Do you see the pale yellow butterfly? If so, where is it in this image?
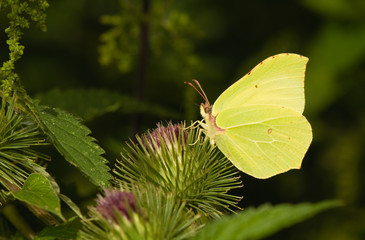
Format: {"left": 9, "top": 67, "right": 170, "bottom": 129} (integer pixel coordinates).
{"left": 187, "top": 53, "right": 312, "bottom": 179}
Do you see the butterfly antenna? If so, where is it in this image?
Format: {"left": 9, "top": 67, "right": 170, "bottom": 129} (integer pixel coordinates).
{"left": 184, "top": 79, "right": 210, "bottom": 105}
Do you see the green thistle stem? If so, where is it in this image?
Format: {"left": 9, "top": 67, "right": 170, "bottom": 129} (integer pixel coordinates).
{"left": 2, "top": 204, "right": 35, "bottom": 240}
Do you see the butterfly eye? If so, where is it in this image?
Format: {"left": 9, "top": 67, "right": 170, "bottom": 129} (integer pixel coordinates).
{"left": 204, "top": 106, "right": 212, "bottom": 114}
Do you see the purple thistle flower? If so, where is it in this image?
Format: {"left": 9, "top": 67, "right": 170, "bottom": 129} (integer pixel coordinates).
{"left": 96, "top": 189, "right": 136, "bottom": 222}
{"left": 144, "top": 122, "right": 187, "bottom": 150}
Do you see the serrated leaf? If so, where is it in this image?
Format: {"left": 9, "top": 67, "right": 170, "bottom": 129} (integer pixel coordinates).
{"left": 35, "top": 88, "right": 179, "bottom": 121}
{"left": 12, "top": 174, "right": 63, "bottom": 219}
{"left": 34, "top": 216, "right": 79, "bottom": 240}
{"left": 194, "top": 200, "right": 342, "bottom": 240}
{"left": 36, "top": 105, "right": 112, "bottom": 188}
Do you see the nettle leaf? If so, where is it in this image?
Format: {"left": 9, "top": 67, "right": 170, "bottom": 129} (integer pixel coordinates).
{"left": 36, "top": 104, "right": 112, "bottom": 188}
{"left": 35, "top": 88, "right": 179, "bottom": 121}
{"left": 12, "top": 174, "right": 62, "bottom": 219}
{"left": 195, "top": 200, "right": 341, "bottom": 240}
{"left": 34, "top": 216, "right": 79, "bottom": 240}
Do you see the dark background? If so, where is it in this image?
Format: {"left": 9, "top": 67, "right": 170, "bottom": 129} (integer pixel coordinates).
{"left": 1, "top": 0, "right": 365, "bottom": 239}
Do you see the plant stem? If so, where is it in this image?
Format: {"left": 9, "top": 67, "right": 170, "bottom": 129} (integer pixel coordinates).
{"left": 133, "top": 0, "right": 150, "bottom": 134}
{"left": 2, "top": 204, "right": 35, "bottom": 240}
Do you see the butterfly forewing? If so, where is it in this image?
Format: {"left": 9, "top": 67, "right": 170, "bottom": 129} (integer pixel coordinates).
{"left": 212, "top": 53, "right": 308, "bottom": 116}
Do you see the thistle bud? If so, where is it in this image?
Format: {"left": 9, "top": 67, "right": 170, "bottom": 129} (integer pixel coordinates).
{"left": 95, "top": 189, "right": 136, "bottom": 223}
{"left": 144, "top": 122, "right": 187, "bottom": 151}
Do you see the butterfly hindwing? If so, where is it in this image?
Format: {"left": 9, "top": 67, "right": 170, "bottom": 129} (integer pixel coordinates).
{"left": 214, "top": 105, "right": 312, "bottom": 179}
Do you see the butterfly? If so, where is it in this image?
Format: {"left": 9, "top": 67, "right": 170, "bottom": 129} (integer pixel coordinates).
{"left": 187, "top": 53, "right": 312, "bottom": 179}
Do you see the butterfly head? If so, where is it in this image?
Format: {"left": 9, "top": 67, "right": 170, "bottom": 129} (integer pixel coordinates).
{"left": 185, "top": 79, "right": 225, "bottom": 144}
{"left": 184, "top": 79, "right": 212, "bottom": 118}
{"left": 200, "top": 101, "right": 212, "bottom": 119}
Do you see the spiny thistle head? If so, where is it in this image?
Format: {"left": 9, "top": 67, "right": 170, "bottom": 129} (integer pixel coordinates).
{"left": 95, "top": 189, "right": 136, "bottom": 223}
{"left": 114, "top": 121, "right": 243, "bottom": 219}
{"left": 80, "top": 186, "right": 199, "bottom": 240}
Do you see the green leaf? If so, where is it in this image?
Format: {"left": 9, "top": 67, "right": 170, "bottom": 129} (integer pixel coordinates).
{"left": 12, "top": 174, "right": 62, "bottom": 219}
{"left": 35, "top": 88, "right": 179, "bottom": 121}
{"left": 34, "top": 216, "right": 79, "bottom": 240}
{"left": 59, "top": 194, "right": 84, "bottom": 219}
{"left": 194, "top": 200, "right": 342, "bottom": 240}
{"left": 36, "top": 104, "right": 112, "bottom": 188}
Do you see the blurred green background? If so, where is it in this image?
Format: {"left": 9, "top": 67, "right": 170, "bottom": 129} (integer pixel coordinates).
{"left": 1, "top": 0, "right": 365, "bottom": 239}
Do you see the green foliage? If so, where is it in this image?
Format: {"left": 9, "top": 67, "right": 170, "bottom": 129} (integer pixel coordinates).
{"left": 0, "top": 97, "right": 48, "bottom": 203}
{"left": 194, "top": 200, "right": 341, "bottom": 240}
{"left": 35, "top": 104, "right": 112, "bottom": 188}
{"left": 0, "top": 0, "right": 49, "bottom": 97}
{"left": 98, "top": 0, "right": 140, "bottom": 73}
{"left": 99, "top": 0, "right": 200, "bottom": 74}
{"left": 35, "top": 88, "right": 179, "bottom": 121}
{"left": 12, "top": 173, "right": 63, "bottom": 220}
{"left": 33, "top": 217, "right": 79, "bottom": 240}
{"left": 0, "top": 0, "right": 51, "bottom": 205}
{"left": 58, "top": 194, "right": 83, "bottom": 219}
